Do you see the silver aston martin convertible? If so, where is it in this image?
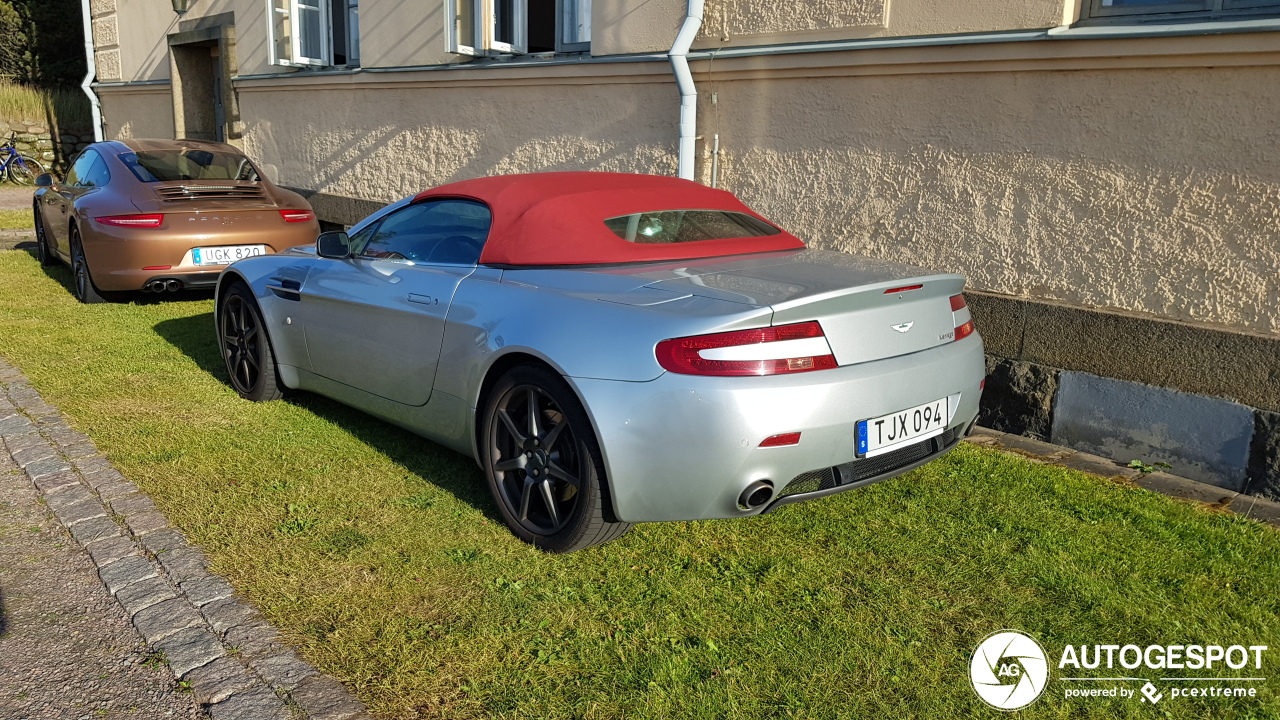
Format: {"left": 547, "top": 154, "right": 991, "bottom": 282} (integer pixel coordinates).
{"left": 215, "top": 172, "right": 985, "bottom": 552}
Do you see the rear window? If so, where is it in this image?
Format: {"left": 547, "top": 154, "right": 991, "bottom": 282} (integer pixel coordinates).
{"left": 603, "top": 210, "right": 781, "bottom": 244}
{"left": 119, "top": 150, "right": 260, "bottom": 183}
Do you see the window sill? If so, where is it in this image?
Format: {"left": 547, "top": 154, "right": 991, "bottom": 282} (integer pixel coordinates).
{"left": 1053, "top": 16, "right": 1280, "bottom": 39}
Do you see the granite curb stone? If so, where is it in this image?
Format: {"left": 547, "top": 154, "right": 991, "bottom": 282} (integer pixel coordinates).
{"left": 0, "top": 353, "right": 370, "bottom": 720}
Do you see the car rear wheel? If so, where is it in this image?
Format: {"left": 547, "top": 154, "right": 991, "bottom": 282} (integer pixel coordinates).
{"left": 33, "top": 203, "right": 54, "bottom": 266}
{"left": 70, "top": 229, "right": 107, "bottom": 304}
{"left": 482, "top": 365, "right": 631, "bottom": 553}
{"left": 218, "top": 283, "right": 283, "bottom": 402}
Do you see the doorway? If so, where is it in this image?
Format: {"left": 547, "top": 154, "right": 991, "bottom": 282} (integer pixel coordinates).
{"left": 168, "top": 17, "right": 239, "bottom": 145}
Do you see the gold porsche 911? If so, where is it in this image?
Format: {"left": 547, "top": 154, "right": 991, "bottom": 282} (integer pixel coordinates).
{"left": 33, "top": 138, "right": 319, "bottom": 303}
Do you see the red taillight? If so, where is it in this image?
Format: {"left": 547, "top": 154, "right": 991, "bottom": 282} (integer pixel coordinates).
{"left": 950, "top": 294, "right": 967, "bottom": 311}
{"left": 884, "top": 284, "right": 923, "bottom": 294}
{"left": 95, "top": 214, "right": 164, "bottom": 228}
{"left": 955, "top": 320, "right": 975, "bottom": 341}
{"left": 760, "top": 432, "right": 802, "bottom": 447}
{"left": 279, "top": 209, "right": 315, "bottom": 223}
{"left": 655, "top": 321, "right": 838, "bottom": 376}
{"left": 142, "top": 265, "right": 171, "bottom": 270}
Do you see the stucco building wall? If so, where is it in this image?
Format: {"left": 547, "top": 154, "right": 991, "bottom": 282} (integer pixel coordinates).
{"left": 592, "top": 0, "right": 1065, "bottom": 56}
{"left": 98, "top": 87, "right": 175, "bottom": 140}
{"left": 214, "top": 33, "right": 1280, "bottom": 336}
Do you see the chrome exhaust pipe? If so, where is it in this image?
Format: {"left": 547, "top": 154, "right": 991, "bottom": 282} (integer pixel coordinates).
{"left": 738, "top": 480, "right": 775, "bottom": 510}
{"left": 165, "top": 279, "right": 181, "bottom": 292}
{"left": 143, "top": 280, "right": 164, "bottom": 292}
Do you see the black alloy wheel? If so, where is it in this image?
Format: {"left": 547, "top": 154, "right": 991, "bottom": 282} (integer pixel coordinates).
{"left": 482, "top": 365, "right": 631, "bottom": 552}
{"left": 69, "top": 228, "right": 106, "bottom": 304}
{"left": 219, "top": 284, "right": 283, "bottom": 401}
{"left": 33, "top": 203, "right": 54, "bottom": 266}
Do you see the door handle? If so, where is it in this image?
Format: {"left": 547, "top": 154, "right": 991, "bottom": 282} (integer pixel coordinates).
{"left": 408, "top": 293, "right": 437, "bottom": 306}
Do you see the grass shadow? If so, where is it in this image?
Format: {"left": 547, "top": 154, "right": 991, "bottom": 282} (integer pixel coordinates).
{"left": 152, "top": 313, "right": 499, "bottom": 521}
{"left": 0, "top": 586, "right": 6, "bottom": 639}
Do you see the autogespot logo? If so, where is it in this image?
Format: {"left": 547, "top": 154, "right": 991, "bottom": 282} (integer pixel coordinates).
{"left": 970, "top": 630, "right": 1050, "bottom": 711}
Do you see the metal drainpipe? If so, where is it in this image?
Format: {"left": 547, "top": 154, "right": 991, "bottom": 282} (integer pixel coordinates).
{"left": 80, "top": 0, "right": 105, "bottom": 142}
{"left": 668, "top": 0, "right": 703, "bottom": 181}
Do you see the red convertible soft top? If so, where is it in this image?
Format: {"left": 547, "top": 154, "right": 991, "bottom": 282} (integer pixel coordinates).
{"left": 412, "top": 172, "right": 806, "bottom": 266}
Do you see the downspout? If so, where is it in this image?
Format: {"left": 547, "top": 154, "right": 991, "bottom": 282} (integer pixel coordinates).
{"left": 668, "top": 0, "right": 703, "bottom": 181}
{"left": 80, "top": 0, "right": 104, "bottom": 141}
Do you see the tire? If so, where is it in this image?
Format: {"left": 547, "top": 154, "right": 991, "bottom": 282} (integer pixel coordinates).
{"left": 8, "top": 156, "right": 45, "bottom": 185}
{"left": 481, "top": 365, "right": 631, "bottom": 553}
{"left": 218, "top": 283, "right": 283, "bottom": 402}
{"left": 69, "top": 228, "right": 107, "bottom": 304}
{"left": 33, "top": 203, "right": 54, "bottom": 266}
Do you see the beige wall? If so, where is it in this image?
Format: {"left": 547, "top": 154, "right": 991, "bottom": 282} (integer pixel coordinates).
{"left": 98, "top": 86, "right": 175, "bottom": 140}
{"left": 96, "top": 5, "right": 1280, "bottom": 336}
{"left": 592, "top": 0, "right": 1066, "bottom": 56}
{"left": 359, "top": 0, "right": 455, "bottom": 69}
{"left": 100, "top": 0, "right": 1073, "bottom": 83}
{"left": 236, "top": 68, "right": 678, "bottom": 199}
{"left": 217, "top": 32, "right": 1280, "bottom": 336}
{"left": 709, "top": 67, "right": 1280, "bottom": 335}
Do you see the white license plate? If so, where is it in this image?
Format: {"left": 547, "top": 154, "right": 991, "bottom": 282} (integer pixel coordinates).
{"left": 192, "top": 245, "right": 265, "bottom": 266}
{"left": 857, "top": 397, "right": 949, "bottom": 457}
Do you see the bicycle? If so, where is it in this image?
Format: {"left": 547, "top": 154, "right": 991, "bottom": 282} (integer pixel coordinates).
{"left": 0, "top": 132, "right": 46, "bottom": 185}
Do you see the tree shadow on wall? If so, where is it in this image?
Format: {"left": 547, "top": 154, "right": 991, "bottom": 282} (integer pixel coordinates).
{"left": 151, "top": 312, "right": 498, "bottom": 521}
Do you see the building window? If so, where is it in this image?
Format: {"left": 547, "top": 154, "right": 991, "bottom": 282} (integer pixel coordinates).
{"left": 446, "top": 0, "right": 589, "bottom": 56}
{"left": 268, "top": 0, "right": 360, "bottom": 67}
{"left": 1085, "top": 0, "right": 1280, "bottom": 21}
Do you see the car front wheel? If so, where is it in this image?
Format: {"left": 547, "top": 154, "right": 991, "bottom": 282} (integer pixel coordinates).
{"left": 218, "top": 283, "right": 283, "bottom": 402}
{"left": 481, "top": 365, "right": 631, "bottom": 553}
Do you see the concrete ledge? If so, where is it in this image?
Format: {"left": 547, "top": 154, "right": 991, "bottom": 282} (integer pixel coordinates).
{"left": 968, "top": 290, "right": 1280, "bottom": 413}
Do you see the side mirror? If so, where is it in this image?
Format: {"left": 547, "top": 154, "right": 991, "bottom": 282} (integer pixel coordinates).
{"left": 316, "top": 231, "right": 351, "bottom": 259}
{"left": 34, "top": 173, "right": 53, "bottom": 187}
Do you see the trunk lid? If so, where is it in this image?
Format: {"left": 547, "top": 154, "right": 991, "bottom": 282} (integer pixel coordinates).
{"left": 641, "top": 249, "right": 967, "bottom": 366}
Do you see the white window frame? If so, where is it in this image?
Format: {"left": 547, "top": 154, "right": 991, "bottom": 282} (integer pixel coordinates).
{"left": 346, "top": 0, "right": 360, "bottom": 64}
{"left": 267, "top": 0, "right": 330, "bottom": 67}
{"left": 452, "top": 0, "right": 603, "bottom": 57}
{"left": 559, "top": 0, "right": 589, "bottom": 51}
{"left": 1084, "top": 0, "right": 1280, "bottom": 22}
{"left": 268, "top": 0, "right": 360, "bottom": 67}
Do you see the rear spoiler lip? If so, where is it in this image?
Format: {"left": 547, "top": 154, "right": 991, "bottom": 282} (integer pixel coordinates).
{"left": 768, "top": 273, "right": 967, "bottom": 315}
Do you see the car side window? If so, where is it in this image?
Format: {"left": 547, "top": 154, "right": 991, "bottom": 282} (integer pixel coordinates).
{"left": 65, "top": 149, "right": 97, "bottom": 187}
{"left": 357, "top": 199, "right": 491, "bottom": 266}
{"left": 81, "top": 155, "right": 110, "bottom": 187}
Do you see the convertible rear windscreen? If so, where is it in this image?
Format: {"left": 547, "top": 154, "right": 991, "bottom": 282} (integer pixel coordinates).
{"left": 119, "top": 150, "right": 260, "bottom": 183}
{"left": 603, "top": 210, "right": 781, "bottom": 244}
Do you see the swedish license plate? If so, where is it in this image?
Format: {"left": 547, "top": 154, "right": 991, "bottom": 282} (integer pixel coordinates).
{"left": 193, "top": 245, "right": 265, "bottom": 266}
{"left": 857, "top": 397, "right": 949, "bottom": 458}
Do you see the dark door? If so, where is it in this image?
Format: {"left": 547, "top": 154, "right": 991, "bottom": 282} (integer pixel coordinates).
{"left": 298, "top": 199, "right": 491, "bottom": 406}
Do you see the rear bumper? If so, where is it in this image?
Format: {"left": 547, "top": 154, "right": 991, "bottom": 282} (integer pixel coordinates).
{"left": 568, "top": 333, "right": 986, "bottom": 523}
{"left": 81, "top": 219, "right": 318, "bottom": 291}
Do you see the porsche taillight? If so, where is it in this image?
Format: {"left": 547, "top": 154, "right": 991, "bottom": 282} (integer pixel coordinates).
{"left": 95, "top": 214, "right": 164, "bottom": 228}
{"left": 279, "top": 209, "right": 315, "bottom": 223}
{"left": 655, "top": 321, "right": 837, "bottom": 376}
{"left": 951, "top": 294, "right": 975, "bottom": 341}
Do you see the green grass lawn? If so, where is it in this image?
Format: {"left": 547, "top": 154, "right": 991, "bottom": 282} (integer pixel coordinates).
{"left": 0, "top": 249, "right": 1276, "bottom": 719}
{"left": 0, "top": 208, "right": 32, "bottom": 229}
